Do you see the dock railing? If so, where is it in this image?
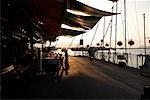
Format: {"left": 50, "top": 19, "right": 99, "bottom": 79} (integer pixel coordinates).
{"left": 94, "top": 51, "right": 148, "bottom": 69}
{"left": 69, "top": 50, "right": 147, "bottom": 69}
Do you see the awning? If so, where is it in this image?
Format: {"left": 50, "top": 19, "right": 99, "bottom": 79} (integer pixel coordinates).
{"left": 68, "top": 0, "right": 118, "bottom": 17}
{"left": 27, "top": 0, "right": 66, "bottom": 37}
{"left": 109, "top": 0, "right": 119, "bottom": 2}
{"left": 61, "top": 28, "right": 85, "bottom": 36}
{"left": 2, "top": 0, "right": 118, "bottom": 41}
{"left": 2, "top": 0, "right": 66, "bottom": 41}
{"left": 63, "top": 0, "right": 118, "bottom": 30}
{"left": 63, "top": 12, "right": 101, "bottom": 30}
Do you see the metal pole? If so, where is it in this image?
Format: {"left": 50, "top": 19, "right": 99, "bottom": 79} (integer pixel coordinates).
{"left": 81, "top": 34, "right": 84, "bottom": 56}
{"left": 109, "top": 7, "right": 114, "bottom": 62}
{"left": 143, "top": 13, "right": 146, "bottom": 56}
{"left": 137, "top": 55, "right": 138, "bottom": 68}
{"left": 40, "top": 41, "right": 44, "bottom": 72}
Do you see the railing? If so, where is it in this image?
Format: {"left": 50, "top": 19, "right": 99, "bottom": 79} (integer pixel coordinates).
{"left": 69, "top": 50, "right": 147, "bottom": 69}
{"left": 94, "top": 51, "right": 146, "bottom": 69}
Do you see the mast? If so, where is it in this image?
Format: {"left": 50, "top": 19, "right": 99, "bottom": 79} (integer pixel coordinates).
{"left": 110, "top": 7, "right": 114, "bottom": 50}
{"left": 124, "top": 0, "right": 127, "bottom": 53}
{"left": 143, "top": 13, "right": 146, "bottom": 55}
{"left": 115, "top": 1, "right": 118, "bottom": 52}
{"left": 103, "top": 17, "right": 105, "bottom": 47}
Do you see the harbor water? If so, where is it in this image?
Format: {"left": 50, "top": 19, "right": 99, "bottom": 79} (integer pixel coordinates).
{"left": 67, "top": 48, "right": 150, "bottom": 69}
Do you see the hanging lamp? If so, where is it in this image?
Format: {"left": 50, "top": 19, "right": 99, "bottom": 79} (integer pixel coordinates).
{"left": 86, "top": 45, "right": 89, "bottom": 48}
{"left": 105, "top": 43, "right": 109, "bottom": 47}
{"left": 117, "top": 41, "right": 123, "bottom": 46}
{"left": 128, "top": 40, "right": 135, "bottom": 46}
{"left": 96, "top": 43, "right": 100, "bottom": 47}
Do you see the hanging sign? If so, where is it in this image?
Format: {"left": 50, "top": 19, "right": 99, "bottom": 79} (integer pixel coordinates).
{"left": 80, "top": 39, "right": 83, "bottom": 45}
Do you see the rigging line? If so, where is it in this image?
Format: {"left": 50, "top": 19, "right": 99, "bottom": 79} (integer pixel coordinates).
{"left": 103, "top": 17, "right": 106, "bottom": 48}
{"left": 134, "top": 0, "right": 141, "bottom": 48}
{"left": 110, "top": 6, "right": 114, "bottom": 50}
{"left": 103, "top": 19, "right": 112, "bottom": 39}
{"left": 90, "top": 24, "right": 99, "bottom": 47}
{"left": 80, "top": 32, "right": 84, "bottom": 39}
{"left": 68, "top": 36, "right": 76, "bottom": 49}
{"left": 120, "top": 0, "right": 125, "bottom": 42}
{"left": 120, "top": 14, "right": 125, "bottom": 42}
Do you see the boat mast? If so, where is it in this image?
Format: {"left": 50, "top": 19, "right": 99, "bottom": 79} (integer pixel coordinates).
{"left": 143, "top": 13, "right": 146, "bottom": 55}
{"left": 115, "top": 1, "right": 118, "bottom": 52}
{"left": 110, "top": 7, "right": 114, "bottom": 50}
{"left": 124, "top": 0, "right": 127, "bottom": 53}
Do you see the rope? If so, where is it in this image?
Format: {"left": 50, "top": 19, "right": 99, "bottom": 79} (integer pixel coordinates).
{"left": 68, "top": 36, "right": 76, "bottom": 49}
{"left": 80, "top": 32, "right": 84, "bottom": 39}
{"left": 120, "top": 0, "right": 125, "bottom": 49}
{"left": 103, "top": 17, "right": 106, "bottom": 47}
{"left": 110, "top": 6, "right": 114, "bottom": 49}
{"left": 103, "top": 19, "right": 112, "bottom": 39}
{"left": 90, "top": 24, "right": 99, "bottom": 47}
{"left": 134, "top": 0, "right": 141, "bottom": 48}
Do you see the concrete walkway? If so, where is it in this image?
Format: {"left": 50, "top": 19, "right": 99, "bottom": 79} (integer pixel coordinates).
{"left": 2, "top": 57, "right": 150, "bottom": 99}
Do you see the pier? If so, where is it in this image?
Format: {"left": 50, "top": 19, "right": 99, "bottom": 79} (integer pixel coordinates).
{"left": 1, "top": 0, "right": 150, "bottom": 99}
{"left": 2, "top": 56, "right": 150, "bottom": 99}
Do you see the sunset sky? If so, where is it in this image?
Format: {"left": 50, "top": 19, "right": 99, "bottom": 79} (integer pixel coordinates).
{"left": 51, "top": 0, "right": 150, "bottom": 48}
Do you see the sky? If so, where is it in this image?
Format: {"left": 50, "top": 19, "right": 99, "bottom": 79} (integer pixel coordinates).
{"left": 51, "top": 0, "right": 150, "bottom": 48}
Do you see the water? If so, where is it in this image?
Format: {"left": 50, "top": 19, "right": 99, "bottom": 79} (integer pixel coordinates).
{"left": 66, "top": 48, "right": 150, "bottom": 69}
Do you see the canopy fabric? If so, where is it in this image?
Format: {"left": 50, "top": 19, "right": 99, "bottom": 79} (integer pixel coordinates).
{"left": 63, "top": 12, "right": 102, "bottom": 30}
{"left": 109, "top": 0, "right": 119, "bottom": 2}
{"left": 27, "top": 0, "right": 66, "bottom": 37}
{"left": 2, "top": 0, "right": 66, "bottom": 41}
{"left": 2, "top": 0, "right": 118, "bottom": 41}
{"left": 61, "top": 28, "right": 85, "bottom": 36}
{"left": 68, "top": 0, "right": 118, "bottom": 17}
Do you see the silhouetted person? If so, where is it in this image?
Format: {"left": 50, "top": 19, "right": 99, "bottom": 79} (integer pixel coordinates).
{"left": 64, "top": 49, "right": 69, "bottom": 75}
{"left": 65, "top": 49, "right": 68, "bottom": 59}
{"left": 88, "top": 47, "right": 94, "bottom": 61}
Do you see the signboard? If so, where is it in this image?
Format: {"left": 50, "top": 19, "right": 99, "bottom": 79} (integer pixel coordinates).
{"left": 80, "top": 39, "right": 83, "bottom": 45}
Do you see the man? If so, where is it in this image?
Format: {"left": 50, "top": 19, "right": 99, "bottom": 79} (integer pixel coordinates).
{"left": 64, "top": 49, "right": 69, "bottom": 75}
{"left": 88, "top": 47, "right": 95, "bottom": 61}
